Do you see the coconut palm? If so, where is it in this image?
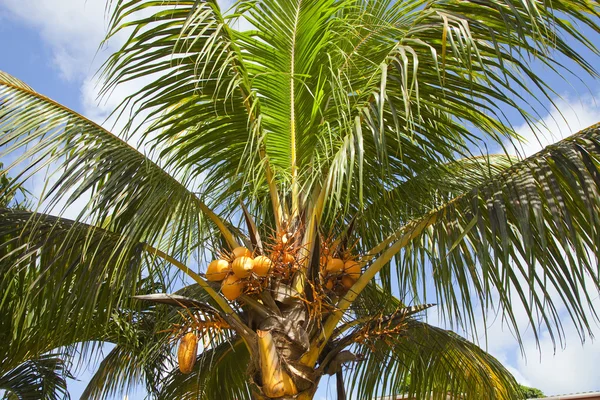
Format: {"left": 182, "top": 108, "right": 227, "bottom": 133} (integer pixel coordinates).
{"left": 1, "top": 0, "right": 600, "bottom": 398}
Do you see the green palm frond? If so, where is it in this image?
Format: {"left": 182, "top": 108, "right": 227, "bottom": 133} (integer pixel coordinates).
{"left": 345, "top": 319, "right": 520, "bottom": 400}
{"left": 0, "top": 162, "right": 30, "bottom": 210}
{"left": 99, "top": 0, "right": 600, "bottom": 218}
{"left": 80, "top": 346, "right": 148, "bottom": 400}
{"left": 354, "top": 154, "right": 517, "bottom": 277}
{"left": 0, "top": 73, "right": 238, "bottom": 254}
{"left": 237, "top": 0, "right": 349, "bottom": 206}
{"left": 79, "top": 312, "right": 171, "bottom": 400}
{"left": 0, "top": 71, "right": 34, "bottom": 92}
{"left": 329, "top": 283, "right": 515, "bottom": 400}
{"left": 102, "top": 0, "right": 260, "bottom": 208}
{"left": 80, "top": 284, "right": 235, "bottom": 400}
{"left": 158, "top": 338, "right": 251, "bottom": 400}
{"left": 320, "top": 0, "right": 599, "bottom": 211}
{"left": 0, "top": 354, "right": 72, "bottom": 400}
{"left": 337, "top": 123, "right": 600, "bottom": 350}
{"left": 0, "top": 208, "right": 151, "bottom": 371}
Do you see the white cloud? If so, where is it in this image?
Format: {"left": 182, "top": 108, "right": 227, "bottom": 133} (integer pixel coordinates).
{"left": 1, "top": 0, "right": 250, "bottom": 122}
{"left": 0, "top": 0, "right": 109, "bottom": 81}
{"left": 510, "top": 93, "right": 600, "bottom": 158}
{"left": 475, "top": 295, "right": 600, "bottom": 395}
{"left": 518, "top": 323, "right": 600, "bottom": 394}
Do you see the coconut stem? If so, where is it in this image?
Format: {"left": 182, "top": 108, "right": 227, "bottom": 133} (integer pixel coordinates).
{"left": 257, "top": 330, "right": 298, "bottom": 397}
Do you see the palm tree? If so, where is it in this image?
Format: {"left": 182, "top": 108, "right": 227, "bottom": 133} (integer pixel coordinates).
{"left": 1, "top": 0, "right": 600, "bottom": 398}
{"left": 0, "top": 164, "right": 71, "bottom": 399}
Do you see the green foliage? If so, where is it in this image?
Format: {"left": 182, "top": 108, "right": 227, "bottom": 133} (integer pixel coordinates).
{"left": 0, "top": 354, "right": 72, "bottom": 400}
{"left": 520, "top": 385, "right": 545, "bottom": 399}
{"left": 0, "top": 163, "right": 29, "bottom": 209}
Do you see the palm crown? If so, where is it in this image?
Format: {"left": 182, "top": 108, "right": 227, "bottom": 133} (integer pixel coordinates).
{"left": 1, "top": 0, "right": 600, "bottom": 399}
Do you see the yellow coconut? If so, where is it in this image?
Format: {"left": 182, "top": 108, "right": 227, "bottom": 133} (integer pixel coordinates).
{"left": 326, "top": 258, "right": 344, "bottom": 274}
{"left": 341, "top": 275, "right": 357, "bottom": 290}
{"left": 206, "top": 259, "right": 230, "bottom": 281}
{"left": 177, "top": 332, "right": 198, "bottom": 374}
{"left": 325, "top": 278, "right": 335, "bottom": 290}
{"left": 344, "top": 260, "right": 361, "bottom": 280}
{"left": 232, "top": 246, "right": 252, "bottom": 258}
{"left": 232, "top": 256, "right": 254, "bottom": 278}
{"left": 253, "top": 255, "right": 273, "bottom": 276}
{"left": 221, "top": 274, "right": 245, "bottom": 301}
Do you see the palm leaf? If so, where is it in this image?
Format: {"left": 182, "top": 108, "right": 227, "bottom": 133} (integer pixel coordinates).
{"left": 78, "top": 308, "right": 173, "bottom": 400}
{"left": 328, "top": 283, "right": 516, "bottom": 400}
{"left": 0, "top": 71, "right": 34, "bottom": 92}
{"left": 356, "top": 154, "right": 517, "bottom": 291}
{"left": 0, "top": 72, "right": 238, "bottom": 253}
{"left": 0, "top": 354, "right": 72, "bottom": 400}
{"left": 158, "top": 338, "right": 251, "bottom": 400}
{"left": 78, "top": 283, "right": 225, "bottom": 399}
{"left": 0, "top": 208, "right": 151, "bottom": 371}
{"left": 102, "top": 0, "right": 267, "bottom": 214}
{"left": 345, "top": 319, "right": 521, "bottom": 400}
{"left": 319, "top": 0, "right": 599, "bottom": 213}
{"left": 335, "top": 123, "right": 600, "bottom": 350}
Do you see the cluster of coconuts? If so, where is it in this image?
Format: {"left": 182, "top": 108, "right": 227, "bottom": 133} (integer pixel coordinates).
{"left": 206, "top": 246, "right": 273, "bottom": 301}
{"left": 321, "top": 257, "right": 361, "bottom": 291}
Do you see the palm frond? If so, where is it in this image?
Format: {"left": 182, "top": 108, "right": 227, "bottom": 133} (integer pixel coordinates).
{"left": 0, "top": 208, "right": 153, "bottom": 371}
{"left": 80, "top": 283, "right": 231, "bottom": 400}
{"left": 79, "top": 311, "right": 171, "bottom": 400}
{"left": 238, "top": 0, "right": 350, "bottom": 210}
{"left": 356, "top": 154, "right": 517, "bottom": 271}
{"left": 327, "top": 284, "right": 519, "bottom": 399}
{"left": 0, "top": 73, "right": 238, "bottom": 254}
{"left": 342, "top": 123, "right": 600, "bottom": 350}
{"left": 80, "top": 346, "right": 146, "bottom": 400}
{"left": 102, "top": 0, "right": 264, "bottom": 213}
{"left": 321, "top": 0, "right": 600, "bottom": 213}
{"left": 158, "top": 338, "right": 251, "bottom": 400}
{"left": 0, "top": 354, "right": 72, "bottom": 400}
{"left": 0, "top": 71, "right": 34, "bottom": 92}
{"left": 344, "top": 319, "right": 521, "bottom": 400}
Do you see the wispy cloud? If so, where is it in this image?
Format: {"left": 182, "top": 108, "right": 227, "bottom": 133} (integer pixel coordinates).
{"left": 1, "top": 0, "right": 108, "bottom": 81}
{"left": 510, "top": 92, "right": 600, "bottom": 157}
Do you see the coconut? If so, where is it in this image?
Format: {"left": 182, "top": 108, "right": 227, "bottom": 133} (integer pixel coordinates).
{"left": 232, "top": 256, "right": 254, "bottom": 278}
{"left": 326, "top": 258, "right": 344, "bottom": 274}
{"left": 253, "top": 255, "right": 273, "bottom": 276}
{"left": 206, "top": 259, "right": 230, "bottom": 281}
{"left": 177, "top": 332, "right": 198, "bottom": 374}
{"left": 221, "top": 274, "right": 245, "bottom": 300}
{"left": 341, "top": 275, "right": 356, "bottom": 290}
{"left": 325, "top": 278, "right": 335, "bottom": 290}
{"left": 232, "top": 246, "right": 252, "bottom": 258}
{"left": 344, "top": 260, "right": 361, "bottom": 280}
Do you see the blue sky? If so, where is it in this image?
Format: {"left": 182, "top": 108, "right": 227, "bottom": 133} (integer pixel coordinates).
{"left": 1, "top": 0, "right": 600, "bottom": 399}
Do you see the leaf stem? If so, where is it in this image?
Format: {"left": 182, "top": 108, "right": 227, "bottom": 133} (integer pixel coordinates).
{"left": 303, "top": 212, "right": 437, "bottom": 366}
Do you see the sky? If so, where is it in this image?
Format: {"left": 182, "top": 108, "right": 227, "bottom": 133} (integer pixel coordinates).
{"left": 1, "top": 0, "right": 600, "bottom": 399}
